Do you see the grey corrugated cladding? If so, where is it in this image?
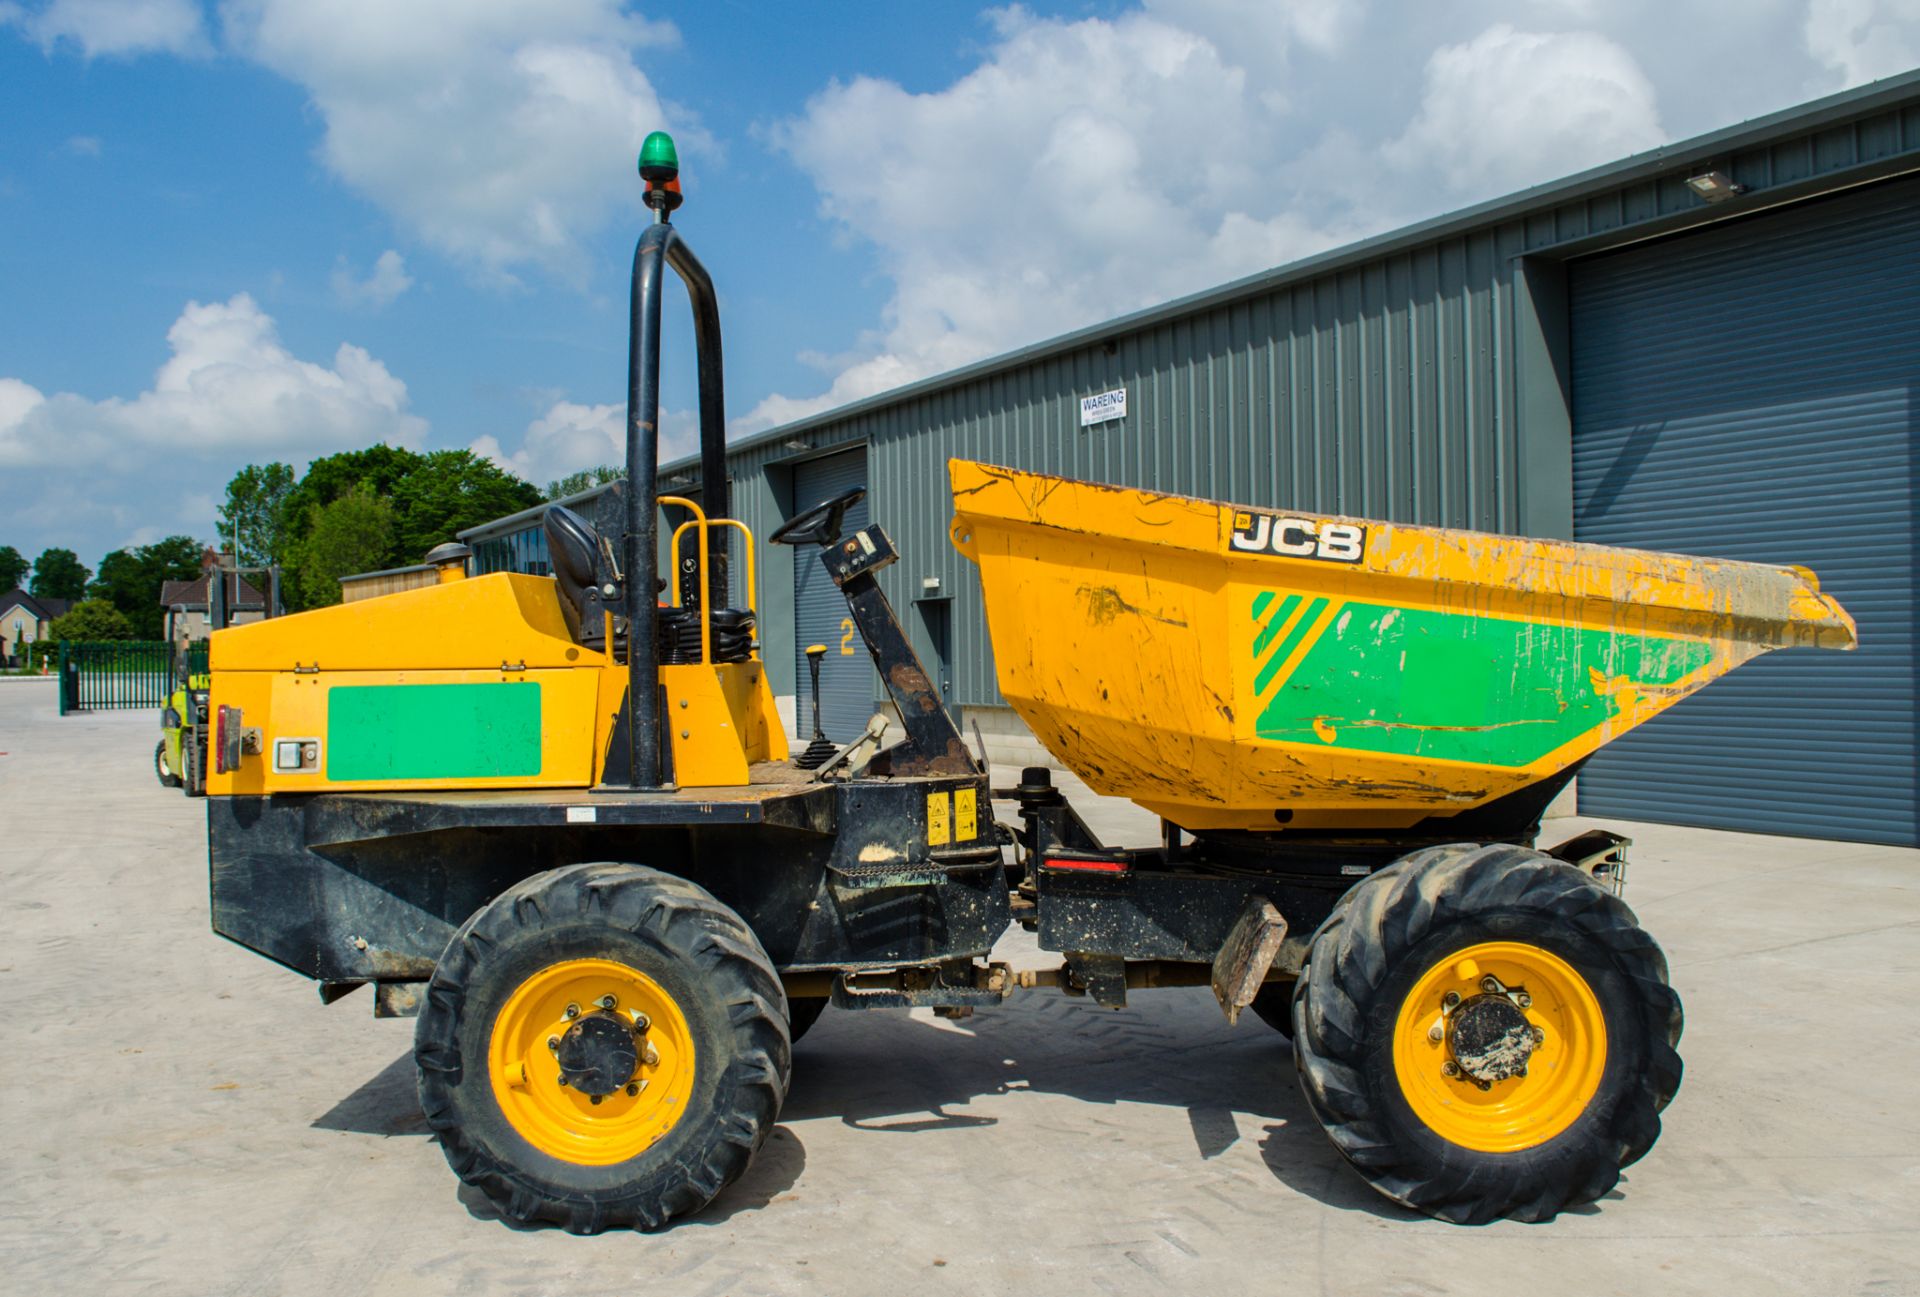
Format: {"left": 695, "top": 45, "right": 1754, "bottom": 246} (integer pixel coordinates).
{"left": 475, "top": 74, "right": 1920, "bottom": 709}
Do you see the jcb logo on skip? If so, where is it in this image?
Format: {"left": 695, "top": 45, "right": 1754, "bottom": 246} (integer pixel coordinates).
{"left": 1229, "top": 511, "right": 1366, "bottom": 564}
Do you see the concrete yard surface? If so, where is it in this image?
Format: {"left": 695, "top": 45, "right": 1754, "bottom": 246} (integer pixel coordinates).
{"left": 1, "top": 678, "right": 1917, "bottom": 1296}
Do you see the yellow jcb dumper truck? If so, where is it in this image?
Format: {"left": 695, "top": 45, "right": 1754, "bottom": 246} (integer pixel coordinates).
{"left": 201, "top": 134, "right": 1856, "bottom": 1231}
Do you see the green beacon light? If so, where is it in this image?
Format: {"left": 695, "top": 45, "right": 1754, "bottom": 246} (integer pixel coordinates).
{"left": 639, "top": 131, "right": 682, "bottom": 217}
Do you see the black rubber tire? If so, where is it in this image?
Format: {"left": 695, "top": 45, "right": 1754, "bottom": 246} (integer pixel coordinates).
{"left": 182, "top": 734, "right": 206, "bottom": 798}
{"left": 155, "top": 738, "right": 182, "bottom": 788}
{"left": 787, "top": 995, "right": 828, "bottom": 1043}
{"left": 415, "top": 863, "right": 791, "bottom": 1233}
{"left": 1291, "top": 843, "right": 1683, "bottom": 1224}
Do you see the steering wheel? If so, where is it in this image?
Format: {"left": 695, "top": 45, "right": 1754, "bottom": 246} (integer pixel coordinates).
{"left": 770, "top": 486, "right": 866, "bottom": 547}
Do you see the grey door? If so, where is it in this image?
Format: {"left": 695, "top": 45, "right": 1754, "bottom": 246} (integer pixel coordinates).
{"left": 790, "top": 448, "right": 873, "bottom": 742}
{"left": 1570, "top": 175, "right": 1918, "bottom": 845}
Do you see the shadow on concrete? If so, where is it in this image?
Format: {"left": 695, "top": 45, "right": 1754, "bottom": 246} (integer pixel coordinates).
{"left": 312, "top": 1051, "right": 427, "bottom": 1137}
{"left": 777, "top": 986, "right": 1411, "bottom": 1219}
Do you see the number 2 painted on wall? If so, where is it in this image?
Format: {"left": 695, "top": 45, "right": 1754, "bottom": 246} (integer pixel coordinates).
{"left": 840, "top": 618, "right": 856, "bottom": 655}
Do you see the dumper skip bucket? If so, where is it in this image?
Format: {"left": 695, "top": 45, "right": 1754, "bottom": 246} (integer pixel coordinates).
{"left": 950, "top": 460, "right": 1855, "bottom": 833}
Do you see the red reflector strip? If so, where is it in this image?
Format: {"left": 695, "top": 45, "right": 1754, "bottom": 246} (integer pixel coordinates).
{"left": 1043, "top": 857, "right": 1128, "bottom": 873}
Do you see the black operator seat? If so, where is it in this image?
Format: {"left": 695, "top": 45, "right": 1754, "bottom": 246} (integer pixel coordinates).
{"left": 543, "top": 504, "right": 600, "bottom": 642}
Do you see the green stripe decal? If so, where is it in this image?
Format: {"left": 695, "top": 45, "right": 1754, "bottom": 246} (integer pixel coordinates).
{"left": 1251, "top": 590, "right": 1276, "bottom": 621}
{"left": 327, "top": 682, "right": 543, "bottom": 781}
{"left": 1254, "top": 596, "right": 1328, "bottom": 695}
{"left": 1251, "top": 593, "right": 1302, "bottom": 659}
{"left": 1251, "top": 601, "right": 1712, "bottom": 768}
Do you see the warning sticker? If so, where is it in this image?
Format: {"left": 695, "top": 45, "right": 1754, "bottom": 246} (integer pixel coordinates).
{"left": 927, "top": 791, "right": 951, "bottom": 846}
{"left": 954, "top": 787, "right": 977, "bottom": 842}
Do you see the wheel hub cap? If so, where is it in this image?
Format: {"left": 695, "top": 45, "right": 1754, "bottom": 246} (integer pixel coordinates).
{"left": 1447, "top": 994, "right": 1536, "bottom": 1083}
{"left": 556, "top": 1011, "right": 640, "bottom": 1097}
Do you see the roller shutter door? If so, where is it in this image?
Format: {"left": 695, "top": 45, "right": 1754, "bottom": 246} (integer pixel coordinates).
{"left": 1570, "top": 175, "right": 1919, "bottom": 845}
{"left": 791, "top": 448, "right": 874, "bottom": 742}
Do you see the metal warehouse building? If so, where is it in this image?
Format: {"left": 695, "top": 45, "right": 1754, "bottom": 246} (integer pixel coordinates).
{"left": 464, "top": 73, "right": 1920, "bottom": 848}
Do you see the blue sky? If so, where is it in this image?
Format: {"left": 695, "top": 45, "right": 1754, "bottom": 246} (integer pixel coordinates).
{"left": 2, "top": 0, "right": 1912, "bottom": 569}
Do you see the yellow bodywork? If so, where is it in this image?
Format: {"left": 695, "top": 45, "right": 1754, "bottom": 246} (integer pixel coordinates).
{"left": 950, "top": 459, "right": 1855, "bottom": 832}
{"left": 205, "top": 569, "right": 786, "bottom": 796}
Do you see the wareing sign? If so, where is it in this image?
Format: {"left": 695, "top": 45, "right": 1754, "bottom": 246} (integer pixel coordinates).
{"left": 1079, "top": 387, "right": 1127, "bottom": 427}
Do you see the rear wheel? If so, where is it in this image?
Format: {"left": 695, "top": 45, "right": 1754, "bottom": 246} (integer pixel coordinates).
{"left": 154, "top": 739, "right": 182, "bottom": 788}
{"left": 415, "top": 863, "right": 791, "bottom": 1232}
{"left": 1291, "top": 843, "right": 1682, "bottom": 1223}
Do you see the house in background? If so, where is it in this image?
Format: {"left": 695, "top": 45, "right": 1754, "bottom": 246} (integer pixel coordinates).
{"left": 1, "top": 589, "right": 69, "bottom": 666}
{"left": 160, "top": 549, "right": 268, "bottom": 646}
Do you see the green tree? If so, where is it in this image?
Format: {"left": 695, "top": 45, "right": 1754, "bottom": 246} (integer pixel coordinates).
{"left": 544, "top": 465, "right": 623, "bottom": 501}
{"left": 30, "top": 548, "right": 89, "bottom": 602}
{"left": 0, "top": 544, "right": 27, "bottom": 592}
{"left": 47, "top": 598, "right": 136, "bottom": 641}
{"left": 88, "top": 536, "right": 204, "bottom": 639}
{"left": 295, "top": 483, "right": 397, "bottom": 608}
{"left": 391, "top": 449, "right": 542, "bottom": 563}
{"left": 218, "top": 462, "right": 296, "bottom": 567}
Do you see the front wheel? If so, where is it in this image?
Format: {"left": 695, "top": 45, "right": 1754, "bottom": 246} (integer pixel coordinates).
{"left": 415, "top": 863, "right": 791, "bottom": 1232}
{"left": 155, "top": 739, "right": 182, "bottom": 788}
{"left": 1291, "top": 843, "right": 1682, "bottom": 1224}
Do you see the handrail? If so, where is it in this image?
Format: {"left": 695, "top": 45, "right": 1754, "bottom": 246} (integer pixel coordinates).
{"left": 664, "top": 506, "right": 762, "bottom": 668}
{"left": 658, "top": 495, "right": 711, "bottom": 665}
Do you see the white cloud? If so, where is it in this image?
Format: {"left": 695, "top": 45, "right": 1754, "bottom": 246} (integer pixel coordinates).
{"left": 1805, "top": 0, "right": 1920, "bottom": 86}
{"left": 1384, "top": 25, "right": 1666, "bottom": 200}
{"left": 472, "top": 398, "right": 693, "bottom": 487}
{"left": 0, "top": 292, "right": 425, "bottom": 469}
{"left": 331, "top": 249, "right": 414, "bottom": 309}
{"left": 222, "top": 0, "right": 691, "bottom": 281}
{"left": 2, "top": 0, "right": 206, "bottom": 57}
{"left": 62, "top": 133, "right": 102, "bottom": 156}
{"left": 748, "top": 7, "right": 1367, "bottom": 430}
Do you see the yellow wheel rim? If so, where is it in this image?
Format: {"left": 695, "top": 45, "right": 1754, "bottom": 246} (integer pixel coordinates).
{"left": 487, "top": 957, "right": 695, "bottom": 1166}
{"left": 1391, "top": 940, "right": 1606, "bottom": 1153}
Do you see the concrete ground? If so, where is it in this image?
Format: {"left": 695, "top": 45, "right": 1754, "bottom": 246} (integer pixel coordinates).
{"left": 2, "top": 676, "right": 1916, "bottom": 1296}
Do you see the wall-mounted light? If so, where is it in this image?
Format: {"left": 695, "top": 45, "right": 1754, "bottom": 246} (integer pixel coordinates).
{"left": 1685, "top": 170, "right": 1748, "bottom": 203}
{"left": 783, "top": 438, "right": 810, "bottom": 452}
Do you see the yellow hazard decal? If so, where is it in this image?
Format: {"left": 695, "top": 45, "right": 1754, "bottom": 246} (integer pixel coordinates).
{"left": 954, "top": 787, "right": 977, "bottom": 842}
{"left": 927, "top": 791, "right": 951, "bottom": 846}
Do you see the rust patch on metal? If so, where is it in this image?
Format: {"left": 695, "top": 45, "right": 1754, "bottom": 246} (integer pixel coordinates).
{"left": 1076, "top": 585, "right": 1188, "bottom": 629}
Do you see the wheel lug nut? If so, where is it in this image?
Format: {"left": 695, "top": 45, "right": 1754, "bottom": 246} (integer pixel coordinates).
{"left": 1441, "top": 1060, "right": 1460, "bottom": 1078}
{"left": 1516, "top": 1065, "right": 1528, "bottom": 1078}
{"left": 1480, "top": 976, "right": 1501, "bottom": 994}
{"left": 626, "top": 1083, "right": 639, "bottom": 1097}
{"left": 1427, "top": 1023, "right": 1444, "bottom": 1042}
{"left": 1441, "top": 991, "right": 1460, "bottom": 1010}
{"left": 590, "top": 1094, "right": 603, "bottom": 1106}
{"left": 1516, "top": 992, "right": 1532, "bottom": 1008}
{"left": 599, "top": 995, "right": 617, "bottom": 1010}
{"left": 1532, "top": 1027, "right": 1546, "bottom": 1044}
{"left": 632, "top": 1012, "right": 650, "bottom": 1032}
{"left": 556, "top": 1075, "right": 568, "bottom": 1088}
{"left": 547, "top": 1036, "right": 560, "bottom": 1052}
{"left": 1474, "top": 1079, "right": 1492, "bottom": 1091}
{"left": 565, "top": 1003, "right": 580, "bottom": 1019}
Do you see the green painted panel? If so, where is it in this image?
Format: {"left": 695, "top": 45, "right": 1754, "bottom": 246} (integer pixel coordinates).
{"left": 1253, "top": 600, "right": 1711, "bottom": 768}
{"left": 327, "top": 682, "right": 543, "bottom": 781}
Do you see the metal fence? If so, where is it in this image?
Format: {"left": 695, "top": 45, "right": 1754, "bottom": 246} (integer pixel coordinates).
{"left": 57, "top": 641, "right": 208, "bottom": 715}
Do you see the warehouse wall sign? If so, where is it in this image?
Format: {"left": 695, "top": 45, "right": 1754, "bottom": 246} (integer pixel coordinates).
{"left": 1079, "top": 386, "right": 1127, "bottom": 427}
